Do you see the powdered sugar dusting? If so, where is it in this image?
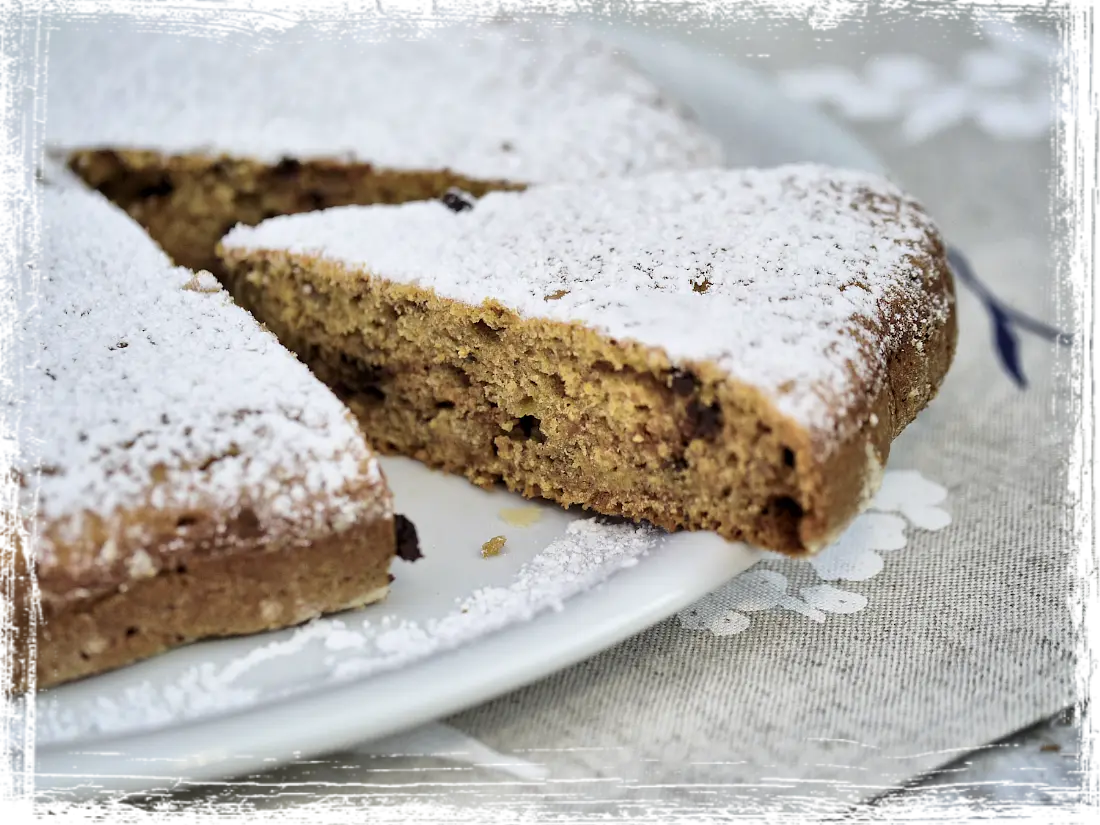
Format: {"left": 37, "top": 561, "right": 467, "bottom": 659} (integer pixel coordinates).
{"left": 19, "top": 186, "right": 387, "bottom": 603}
{"left": 224, "top": 164, "right": 950, "bottom": 444}
{"left": 0, "top": 0, "right": 717, "bottom": 616}
{"left": 45, "top": 20, "right": 722, "bottom": 183}
{"left": 33, "top": 518, "right": 655, "bottom": 745}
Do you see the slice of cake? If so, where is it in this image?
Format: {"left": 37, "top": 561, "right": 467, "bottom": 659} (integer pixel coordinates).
{"left": 218, "top": 164, "right": 957, "bottom": 556}
{"left": 6, "top": 186, "right": 414, "bottom": 693}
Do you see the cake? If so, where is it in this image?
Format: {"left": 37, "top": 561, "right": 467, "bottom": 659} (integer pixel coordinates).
{"left": 0, "top": 0, "right": 721, "bottom": 695}
{"left": 218, "top": 164, "right": 957, "bottom": 555}
{"left": 42, "top": 0, "right": 726, "bottom": 278}
{"left": 6, "top": 186, "right": 414, "bottom": 693}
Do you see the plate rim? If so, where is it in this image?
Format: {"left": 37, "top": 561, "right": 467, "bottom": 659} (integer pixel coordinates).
{"left": 37, "top": 529, "right": 756, "bottom": 793}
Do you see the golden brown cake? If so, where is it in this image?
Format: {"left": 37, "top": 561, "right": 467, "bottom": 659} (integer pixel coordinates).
{"left": 6, "top": 186, "right": 414, "bottom": 693}
{"left": 218, "top": 164, "right": 956, "bottom": 556}
{"left": 2, "top": 0, "right": 721, "bottom": 695}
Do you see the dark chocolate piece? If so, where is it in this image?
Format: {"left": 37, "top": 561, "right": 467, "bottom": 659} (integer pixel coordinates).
{"left": 686, "top": 400, "right": 722, "bottom": 440}
{"left": 669, "top": 368, "right": 697, "bottom": 397}
{"left": 394, "top": 514, "right": 422, "bottom": 562}
{"left": 441, "top": 189, "right": 475, "bottom": 213}
{"left": 272, "top": 157, "right": 303, "bottom": 178}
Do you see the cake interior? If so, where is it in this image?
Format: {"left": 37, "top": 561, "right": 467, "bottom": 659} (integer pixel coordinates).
{"left": 220, "top": 250, "right": 831, "bottom": 555}
{"left": 67, "top": 150, "right": 522, "bottom": 275}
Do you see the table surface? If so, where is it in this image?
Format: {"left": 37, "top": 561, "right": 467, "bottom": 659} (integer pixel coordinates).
{"left": 558, "top": 3, "right": 1100, "bottom": 822}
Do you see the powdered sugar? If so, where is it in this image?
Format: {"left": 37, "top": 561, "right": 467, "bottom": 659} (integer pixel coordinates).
{"left": 223, "top": 163, "right": 951, "bottom": 446}
{"left": 19, "top": 186, "right": 387, "bottom": 603}
{"left": 33, "top": 517, "right": 655, "bottom": 745}
{"left": 0, "top": 0, "right": 717, "bottom": 607}
{"left": 44, "top": 20, "right": 722, "bottom": 183}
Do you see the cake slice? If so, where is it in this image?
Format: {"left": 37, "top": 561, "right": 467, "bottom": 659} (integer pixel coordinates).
{"left": 218, "top": 164, "right": 957, "bottom": 556}
{"left": 6, "top": 186, "right": 413, "bottom": 693}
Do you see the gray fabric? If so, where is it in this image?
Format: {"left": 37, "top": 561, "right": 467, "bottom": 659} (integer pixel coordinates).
{"left": 52, "top": 8, "right": 1082, "bottom": 819}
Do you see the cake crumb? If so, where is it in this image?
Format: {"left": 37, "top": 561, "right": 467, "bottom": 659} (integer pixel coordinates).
{"left": 181, "top": 270, "right": 222, "bottom": 293}
{"left": 499, "top": 507, "right": 542, "bottom": 528}
{"left": 481, "top": 535, "right": 507, "bottom": 557}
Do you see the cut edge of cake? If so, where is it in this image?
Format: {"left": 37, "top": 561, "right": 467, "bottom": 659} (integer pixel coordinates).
{"left": 215, "top": 164, "right": 957, "bottom": 556}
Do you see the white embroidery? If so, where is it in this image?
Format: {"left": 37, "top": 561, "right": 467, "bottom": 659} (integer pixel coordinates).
{"left": 680, "top": 569, "right": 819, "bottom": 633}
{"left": 776, "top": 22, "right": 1056, "bottom": 144}
{"left": 350, "top": 722, "right": 550, "bottom": 782}
{"left": 678, "top": 470, "right": 950, "bottom": 636}
{"left": 800, "top": 584, "right": 868, "bottom": 616}
{"left": 801, "top": 512, "right": 907, "bottom": 581}
{"left": 871, "top": 469, "right": 951, "bottom": 531}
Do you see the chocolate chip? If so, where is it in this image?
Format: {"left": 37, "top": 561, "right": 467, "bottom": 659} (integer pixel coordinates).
{"left": 441, "top": 189, "right": 475, "bottom": 213}
{"left": 669, "top": 368, "right": 697, "bottom": 397}
{"left": 686, "top": 400, "right": 722, "bottom": 440}
{"left": 232, "top": 506, "right": 262, "bottom": 539}
{"left": 666, "top": 456, "right": 689, "bottom": 473}
{"left": 272, "top": 157, "right": 302, "bottom": 178}
{"left": 767, "top": 496, "right": 803, "bottom": 521}
{"left": 394, "top": 514, "right": 422, "bottom": 562}
{"left": 136, "top": 176, "right": 174, "bottom": 199}
{"left": 387, "top": 573, "right": 396, "bottom": 584}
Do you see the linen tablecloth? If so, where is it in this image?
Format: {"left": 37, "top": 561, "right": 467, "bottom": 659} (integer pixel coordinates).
{"left": 24, "top": 5, "right": 1082, "bottom": 821}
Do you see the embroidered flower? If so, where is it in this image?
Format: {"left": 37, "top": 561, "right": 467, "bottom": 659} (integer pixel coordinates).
{"left": 776, "top": 21, "right": 1057, "bottom": 144}
{"left": 678, "top": 470, "right": 950, "bottom": 636}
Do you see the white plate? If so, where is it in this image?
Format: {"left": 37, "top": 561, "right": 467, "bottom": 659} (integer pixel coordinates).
{"left": 33, "top": 25, "right": 885, "bottom": 796}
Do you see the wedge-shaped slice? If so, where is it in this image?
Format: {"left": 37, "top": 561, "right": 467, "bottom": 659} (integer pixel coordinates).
{"left": 218, "top": 164, "right": 956, "bottom": 556}
{"left": 7, "top": 186, "right": 409, "bottom": 693}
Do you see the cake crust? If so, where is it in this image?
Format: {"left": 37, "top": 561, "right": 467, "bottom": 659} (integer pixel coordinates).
{"left": 11, "top": 517, "right": 394, "bottom": 692}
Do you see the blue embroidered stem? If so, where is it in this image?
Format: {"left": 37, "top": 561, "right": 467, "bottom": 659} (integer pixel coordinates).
{"left": 945, "top": 246, "right": 1072, "bottom": 389}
